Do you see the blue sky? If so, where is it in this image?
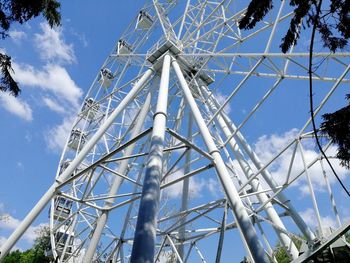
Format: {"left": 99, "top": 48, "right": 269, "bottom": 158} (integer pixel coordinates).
{"left": 0, "top": 1, "right": 349, "bottom": 262}
{"left": 0, "top": 0, "right": 145, "bottom": 250}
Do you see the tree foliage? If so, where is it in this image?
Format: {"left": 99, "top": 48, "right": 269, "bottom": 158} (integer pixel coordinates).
{"left": 239, "top": 0, "right": 350, "bottom": 53}
{"left": 321, "top": 94, "right": 350, "bottom": 169}
{"left": 0, "top": 53, "right": 20, "bottom": 96}
{"left": 0, "top": 0, "right": 61, "bottom": 97}
{"left": 270, "top": 236, "right": 303, "bottom": 263}
{"left": 271, "top": 233, "right": 350, "bottom": 262}
{"left": 2, "top": 226, "right": 52, "bottom": 263}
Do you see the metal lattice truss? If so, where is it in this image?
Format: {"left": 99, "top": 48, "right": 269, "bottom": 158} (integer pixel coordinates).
{"left": 1, "top": 1, "right": 350, "bottom": 263}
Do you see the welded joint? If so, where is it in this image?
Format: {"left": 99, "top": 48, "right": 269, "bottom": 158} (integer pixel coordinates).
{"left": 209, "top": 149, "right": 220, "bottom": 155}
{"left": 55, "top": 179, "right": 63, "bottom": 185}
{"left": 152, "top": 111, "right": 168, "bottom": 120}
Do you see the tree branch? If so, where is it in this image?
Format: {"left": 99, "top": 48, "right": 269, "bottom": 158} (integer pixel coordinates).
{"left": 309, "top": 0, "right": 350, "bottom": 196}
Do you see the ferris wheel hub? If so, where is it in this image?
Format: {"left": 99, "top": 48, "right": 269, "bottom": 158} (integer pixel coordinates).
{"left": 147, "top": 40, "right": 214, "bottom": 85}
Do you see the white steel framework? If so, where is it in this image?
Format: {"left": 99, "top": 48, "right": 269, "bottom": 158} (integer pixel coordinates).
{"left": 1, "top": 1, "right": 350, "bottom": 262}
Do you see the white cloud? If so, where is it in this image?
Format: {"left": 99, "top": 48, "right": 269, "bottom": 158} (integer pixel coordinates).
{"left": 207, "top": 178, "right": 221, "bottom": 197}
{"left": 69, "top": 29, "right": 88, "bottom": 47}
{"left": 13, "top": 62, "right": 82, "bottom": 109}
{"left": 9, "top": 30, "right": 27, "bottom": 44}
{"left": 0, "top": 92, "right": 33, "bottom": 121}
{"left": 45, "top": 117, "right": 75, "bottom": 151}
{"left": 300, "top": 208, "right": 338, "bottom": 237}
{"left": 34, "top": 23, "right": 75, "bottom": 64}
{"left": 25, "top": 131, "right": 32, "bottom": 142}
{"left": 42, "top": 97, "right": 65, "bottom": 113}
{"left": 254, "top": 128, "right": 299, "bottom": 165}
{"left": 124, "top": 103, "right": 140, "bottom": 126}
{"left": 216, "top": 92, "right": 231, "bottom": 114}
{"left": 4, "top": 22, "right": 83, "bottom": 154}
{"left": 0, "top": 204, "right": 47, "bottom": 245}
{"left": 252, "top": 129, "right": 350, "bottom": 193}
{"left": 162, "top": 170, "right": 210, "bottom": 199}
{"left": 16, "top": 161, "right": 23, "bottom": 168}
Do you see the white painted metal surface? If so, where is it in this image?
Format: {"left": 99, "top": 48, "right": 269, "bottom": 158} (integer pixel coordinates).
{"left": 1, "top": 1, "right": 349, "bottom": 262}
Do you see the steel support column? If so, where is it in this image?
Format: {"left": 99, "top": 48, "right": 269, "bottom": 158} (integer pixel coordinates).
{"left": 205, "top": 86, "right": 316, "bottom": 242}
{"left": 202, "top": 86, "right": 299, "bottom": 259}
{"left": 172, "top": 58, "right": 269, "bottom": 263}
{"left": 130, "top": 54, "right": 171, "bottom": 263}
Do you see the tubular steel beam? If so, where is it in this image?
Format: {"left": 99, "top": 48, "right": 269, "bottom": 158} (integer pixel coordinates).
{"left": 130, "top": 54, "right": 171, "bottom": 263}
{"left": 172, "top": 57, "right": 269, "bottom": 263}
{"left": 207, "top": 89, "right": 316, "bottom": 242}
{"left": 202, "top": 86, "right": 299, "bottom": 259}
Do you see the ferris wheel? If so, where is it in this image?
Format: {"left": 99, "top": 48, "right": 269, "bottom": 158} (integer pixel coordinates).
{"left": 1, "top": 0, "right": 350, "bottom": 262}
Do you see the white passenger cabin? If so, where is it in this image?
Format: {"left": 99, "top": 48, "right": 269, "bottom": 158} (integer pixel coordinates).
{"left": 55, "top": 226, "right": 74, "bottom": 257}
{"left": 44, "top": 249, "right": 53, "bottom": 258}
{"left": 53, "top": 197, "right": 72, "bottom": 221}
{"left": 136, "top": 10, "right": 153, "bottom": 30}
{"left": 82, "top": 98, "right": 99, "bottom": 119}
{"left": 99, "top": 68, "right": 114, "bottom": 88}
{"left": 117, "top": 39, "right": 133, "bottom": 55}
{"left": 59, "top": 159, "right": 70, "bottom": 175}
{"left": 67, "top": 129, "right": 86, "bottom": 151}
{"left": 58, "top": 159, "right": 82, "bottom": 179}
